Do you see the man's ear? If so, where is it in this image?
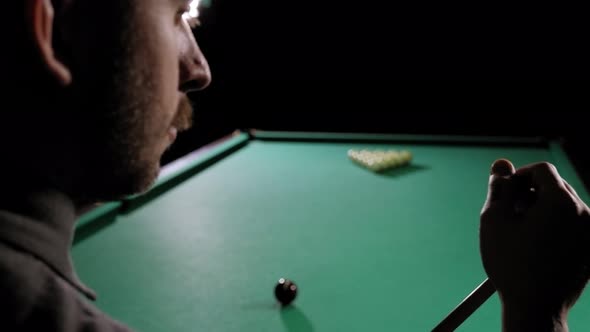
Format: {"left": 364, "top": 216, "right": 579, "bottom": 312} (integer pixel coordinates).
{"left": 26, "top": 0, "right": 72, "bottom": 86}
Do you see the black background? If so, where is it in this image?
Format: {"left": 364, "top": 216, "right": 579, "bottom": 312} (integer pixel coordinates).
{"left": 162, "top": 0, "right": 589, "bottom": 186}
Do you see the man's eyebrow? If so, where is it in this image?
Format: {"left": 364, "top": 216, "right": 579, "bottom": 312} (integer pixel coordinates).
{"left": 177, "top": 0, "right": 192, "bottom": 6}
{"left": 171, "top": 0, "right": 191, "bottom": 7}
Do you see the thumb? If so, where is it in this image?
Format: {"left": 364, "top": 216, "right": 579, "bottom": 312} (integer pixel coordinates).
{"left": 486, "top": 159, "right": 516, "bottom": 203}
{"left": 491, "top": 159, "right": 516, "bottom": 177}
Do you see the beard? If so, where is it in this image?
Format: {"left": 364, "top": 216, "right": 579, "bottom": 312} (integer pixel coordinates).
{"left": 73, "top": 84, "right": 194, "bottom": 204}
{"left": 173, "top": 94, "right": 194, "bottom": 132}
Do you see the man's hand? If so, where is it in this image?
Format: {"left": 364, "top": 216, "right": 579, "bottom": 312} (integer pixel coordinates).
{"left": 480, "top": 159, "right": 590, "bottom": 332}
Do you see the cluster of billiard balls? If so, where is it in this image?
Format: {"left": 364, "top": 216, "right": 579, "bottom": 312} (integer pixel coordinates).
{"left": 274, "top": 278, "right": 297, "bottom": 306}
{"left": 348, "top": 149, "right": 413, "bottom": 172}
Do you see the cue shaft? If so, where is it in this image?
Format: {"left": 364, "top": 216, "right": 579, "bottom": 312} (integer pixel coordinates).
{"left": 432, "top": 278, "right": 496, "bottom": 332}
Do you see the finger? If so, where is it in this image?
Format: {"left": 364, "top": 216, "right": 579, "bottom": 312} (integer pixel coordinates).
{"left": 562, "top": 179, "right": 590, "bottom": 212}
{"left": 513, "top": 162, "right": 563, "bottom": 192}
{"left": 486, "top": 159, "right": 539, "bottom": 218}
{"left": 562, "top": 178, "right": 581, "bottom": 200}
{"left": 486, "top": 159, "right": 516, "bottom": 203}
{"left": 486, "top": 175, "right": 513, "bottom": 204}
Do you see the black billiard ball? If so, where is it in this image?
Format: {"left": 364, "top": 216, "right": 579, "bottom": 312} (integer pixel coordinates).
{"left": 274, "top": 278, "right": 297, "bottom": 306}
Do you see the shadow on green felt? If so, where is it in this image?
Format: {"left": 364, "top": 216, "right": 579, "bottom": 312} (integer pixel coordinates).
{"left": 73, "top": 203, "right": 121, "bottom": 245}
{"left": 376, "top": 163, "right": 430, "bottom": 178}
{"left": 240, "top": 301, "right": 281, "bottom": 310}
{"left": 280, "top": 306, "right": 315, "bottom": 332}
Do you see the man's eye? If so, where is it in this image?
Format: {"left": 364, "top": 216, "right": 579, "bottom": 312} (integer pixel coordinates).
{"left": 183, "top": 13, "right": 201, "bottom": 28}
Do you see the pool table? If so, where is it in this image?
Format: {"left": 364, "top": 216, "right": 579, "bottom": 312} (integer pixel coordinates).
{"left": 72, "top": 130, "right": 590, "bottom": 332}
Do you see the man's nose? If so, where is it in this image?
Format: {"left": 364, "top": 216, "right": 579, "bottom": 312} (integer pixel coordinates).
{"left": 179, "top": 20, "right": 212, "bottom": 92}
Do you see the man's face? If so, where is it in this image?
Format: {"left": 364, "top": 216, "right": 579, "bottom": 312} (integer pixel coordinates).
{"left": 63, "top": 0, "right": 211, "bottom": 201}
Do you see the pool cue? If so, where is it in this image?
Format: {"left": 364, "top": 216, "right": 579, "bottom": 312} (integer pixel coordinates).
{"left": 432, "top": 278, "right": 496, "bottom": 332}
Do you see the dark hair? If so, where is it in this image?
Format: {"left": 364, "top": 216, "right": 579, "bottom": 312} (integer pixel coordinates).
{"left": 0, "top": 1, "right": 65, "bottom": 177}
{"left": 1, "top": 0, "right": 71, "bottom": 81}
{"left": 2, "top": 3, "right": 28, "bottom": 73}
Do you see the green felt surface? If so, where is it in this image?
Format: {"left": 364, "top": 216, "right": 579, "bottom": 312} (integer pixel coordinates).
{"left": 72, "top": 135, "right": 590, "bottom": 332}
